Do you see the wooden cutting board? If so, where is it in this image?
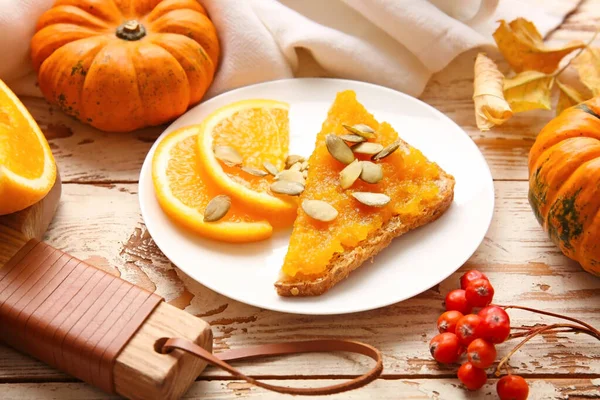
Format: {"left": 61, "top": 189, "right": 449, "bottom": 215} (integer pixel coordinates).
{"left": 0, "top": 175, "right": 213, "bottom": 400}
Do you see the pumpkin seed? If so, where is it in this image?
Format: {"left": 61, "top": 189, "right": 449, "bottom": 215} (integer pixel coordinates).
{"left": 271, "top": 180, "right": 304, "bottom": 196}
{"left": 326, "top": 134, "right": 355, "bottom": 165}
{"left": 241, "top": 166, "right": 268, "bottom": 177}
{"left": 372, "top": 140, "right": 401, "bottom": 161}
{"left": 359, "top": 161, "right": 383, "bottom": 184}
{"left": 302, "top": 200, "right": 338, "bottom": 222}
{"left": 289, "top": 162, "right": 302, "bottom": 172}
{"left": 214, "top": 145, "right": 243, "bottom": 167}
{"left": 351, "top": 192, "right": 390, "bottom": 207}
{"left": 343, "top": 123, "right": 375, "bottom": 139}
{"left": 286, "top": 155, "right": 305, "bottom": 169}
{"left": 275, "top": 169, "right": 305, "bottom": 184}
{"left": 263, "top": 161, "right": 279, "bottom": 176}
{"left": 203, "top": 195, "right": 231, "bottom": 222}
{"left": 340, "top": 134, "right": 367, "bottom": 143}
{"left": 339, "top": 160, "right": 362, "bottom": 189}
{"left": 352, "top": 142, "right": 384, "bottom": 155}
{"left": 300, "top": 160, "right": 309, "bottom": 171}
{"left": 302, "top": 170, "right": 308, "bottom": 179}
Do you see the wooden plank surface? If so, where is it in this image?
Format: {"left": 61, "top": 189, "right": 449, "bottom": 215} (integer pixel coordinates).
{"left": 2, "top": 0, "right": 600, "bottom": 398}
{"left": 0, "top": 182, "right": 598, "bottom": 382}
{"left": 0, "top": 379, "right": 598, "bottom": 400}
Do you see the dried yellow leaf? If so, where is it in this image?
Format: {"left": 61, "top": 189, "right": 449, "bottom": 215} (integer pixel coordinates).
{"left": 493, "top": 18, "right": 584, "bottom": 73}
{"left": 472, "top": 53, "right": 512, "bottom": 131}
{"left": 556, "top": 80, "right": 588, "bottom": 116}
{"left": 503, "top": 71, "right": 554, "bottom": 113}
{"left": 573, "top": 47, "right": 600, "bottom": 96}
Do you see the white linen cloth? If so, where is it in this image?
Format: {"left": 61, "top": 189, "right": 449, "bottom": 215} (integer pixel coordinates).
{"left": 1, "top": 0, "right": 579, "bottom": 99}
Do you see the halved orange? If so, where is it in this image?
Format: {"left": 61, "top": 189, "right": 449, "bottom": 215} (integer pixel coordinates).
{"left": 0, "top": 79, "right": 56, "bottom": 215}
{"left": 152, "top": 124, "right": 273, "bottom": 243}
{"left": 196, "top": 99, "right": 297, "bottom": 218}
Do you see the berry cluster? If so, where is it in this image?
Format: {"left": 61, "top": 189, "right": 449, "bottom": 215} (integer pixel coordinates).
{"left": 429, "top": 270, "right": 529, "bottom": 399}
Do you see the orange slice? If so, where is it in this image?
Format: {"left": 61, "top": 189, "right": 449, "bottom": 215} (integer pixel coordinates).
{"left": 0, "top": 79, "right": 56, "bottom": 215}
{"left": 196, "top": 99, "right": 297, "bottom": 218}
{"left": 152, "top": 125, "right": 273, "bottom": 243}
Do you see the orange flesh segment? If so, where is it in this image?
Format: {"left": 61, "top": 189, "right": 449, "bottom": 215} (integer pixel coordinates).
{"left": 0, "top": 89, "right": 45, "bottom": 179}
{"left": 212, "top": 107, "right": 288, "bottom": 194}
{"left": 167, "top": 135, "right": 268, "bottom": 224}
{"left": 282, "top": 90, "right": 442, "bottom": 277}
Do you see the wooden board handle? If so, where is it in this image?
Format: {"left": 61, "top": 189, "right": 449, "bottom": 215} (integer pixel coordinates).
{"left": 0, "top": 240, "right": 212, "bottom": 400}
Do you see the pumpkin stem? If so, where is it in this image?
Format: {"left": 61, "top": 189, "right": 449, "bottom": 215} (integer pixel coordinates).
{"left": 116, "top": 20, "right": 146, "bottom": 41}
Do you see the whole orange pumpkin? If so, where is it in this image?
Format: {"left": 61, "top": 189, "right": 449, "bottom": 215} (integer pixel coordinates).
{"left": 31, "top": 0, "right": 220, "bottom": 132}
{"left": 528, "top": 96, "right": 600, "bottom": 277}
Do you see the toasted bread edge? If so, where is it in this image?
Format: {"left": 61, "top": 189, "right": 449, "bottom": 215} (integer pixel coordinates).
{"left": 274, "top": 171, "right": 455, "bottom": 297}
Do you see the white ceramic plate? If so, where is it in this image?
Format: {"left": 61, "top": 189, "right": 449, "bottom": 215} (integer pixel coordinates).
{"left": 139, "top": 78, "right": 494, "bottom": 315}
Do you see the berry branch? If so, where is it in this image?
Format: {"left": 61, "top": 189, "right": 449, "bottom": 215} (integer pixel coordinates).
{"left": 496, "top": 323, "right": 600, "bottom": 377}
{"left": 499, "top": 304, "right": 600, "bottom": 335}
{"left": 429, "top": 270, "right": 599, "bottom": 400}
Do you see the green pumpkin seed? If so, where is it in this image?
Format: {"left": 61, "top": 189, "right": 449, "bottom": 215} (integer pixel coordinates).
{"left": 372, "top": 140, "right": 401, "bottom": 161}
{"left": 241, "top": 166, "right": 268, "bottom": 177}
{"left": 343, "top": 123, "right": 375, "bottom": 139}
{"left": 286, "top": 155, "right": 305, "bottom": 169}
{"left": 275, "top": 169, "right": 305, "bottom": 184}
{"left": 351, "top": 192, "right": 390, "bottom": 207}
{"left": 339, "top": 160, "right": 362, "bottom": 189}
{"left": 214, "top": 145, "right": 243, "bottom": 167}
{"left": 271, "top": 180, "right": 304, "bottom": 196}
{"left": 302, "top": 200, "right": 338, "bottom": 222}
{"left": 263, "top": 161, "right": 279, "bottom": 176}
{"left": 203, "top": 195, "right": 231, "bottom": 222}
{"left": 340, "top": 134, "right": 367, "bottom": 143}
{"left": 352, "top": 142, "right": 384, "bottom": 155}
{"left": 359, "top": 161, "right": 383, "bottom": 184}
{"left": 326, "top": 134, "right": 355, "bottom": 165}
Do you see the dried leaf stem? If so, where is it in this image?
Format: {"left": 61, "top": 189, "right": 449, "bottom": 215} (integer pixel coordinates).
{"left": 554, "top": 28, "right": 599, "bottom": 78}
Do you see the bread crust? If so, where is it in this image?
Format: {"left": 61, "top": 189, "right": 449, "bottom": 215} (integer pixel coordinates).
{"left": 274, "top": 171, "right": 455, "bottom": 297}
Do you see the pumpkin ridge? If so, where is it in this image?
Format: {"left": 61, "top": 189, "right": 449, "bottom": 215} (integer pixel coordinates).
{"left": 149, "top": 33, "right": 214, "bottom": 105}
{"left": 148, "top": 8, "right": 220, "bottom": 66}
{"left": 547, "top": 188, "right": 583, "bottom": 251}
{"left": 36, "top": 5, "right": 111, "bottom": 31}
{"left": 533, "top": 138, "right": 600, "bottom": 222}
{"left": 126, "top": 44, "right": 147, "bottom": 127}
{"left": 529, "top": 162, "right": 548, "bottom": 226}
{"left": 54, "top": 0, "right": 123, "bottom": 23}
{"left": 577, "top": 104, "right": 600, "bottom": 120}
{"left": 146, "top": 0, "right": 207, "bottom": 22}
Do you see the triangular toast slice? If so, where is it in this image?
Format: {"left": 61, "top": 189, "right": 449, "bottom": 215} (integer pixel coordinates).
{"left": 275, "top": 90, "right": 455, "bottom": 296}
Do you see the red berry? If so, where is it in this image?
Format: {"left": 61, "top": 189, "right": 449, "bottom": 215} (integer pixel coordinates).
{"left": 460, "top": 270, "right": 488, "bottom": 290}
{"left": 478, "top": 306, "right": 511, "bottom": 344}
{"left": 455, "top": 314, "right": 482, "bottom": 345}
{"left": 467, "top": 338, "right": 497, "bottom": 369}
{"left": 445, "top": 289, "right": 472, "bottom": 314}
{"left": 457, "top": 362, "right": 487, "bottom": 390}
{"left": 429, "top": 332, "right": 464, "bottom": 364}
{"left": 437, "top": 310, "right": 464, "bottom": 334}
{"left": 465, "top": 278, "right": 494, "bottom": 307}
{"left": 497, "top": 375, "right": 529, "bottom": 400}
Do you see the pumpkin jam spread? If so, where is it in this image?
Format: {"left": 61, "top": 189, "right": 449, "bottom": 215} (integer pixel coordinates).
{"left": 281, "top": 90, "right": 443, "bottom": 278}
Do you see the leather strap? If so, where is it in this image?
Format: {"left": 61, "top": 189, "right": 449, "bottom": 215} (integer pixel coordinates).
{"left": 0, "top": 240, "right": 162, "bottom": 394}
{"left": 161, "top": 338, "right": 383, "bottom": 395}
{"left": 3, "top": 240, "right": 383, "bottom": 397}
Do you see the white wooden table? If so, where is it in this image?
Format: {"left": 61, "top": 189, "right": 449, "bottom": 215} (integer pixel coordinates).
{"left": 1, "top": 1, "right": 599, "bottom": 398}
